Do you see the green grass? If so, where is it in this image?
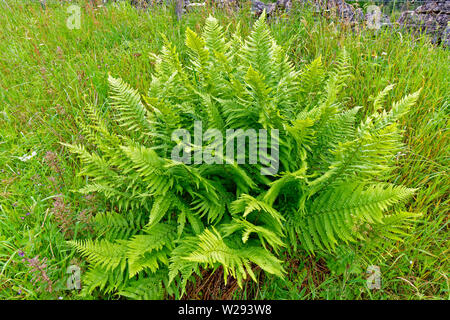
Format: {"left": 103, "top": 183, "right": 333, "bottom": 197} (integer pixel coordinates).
{"left": 0, "top": 0, "right": 448, "bottom": 300}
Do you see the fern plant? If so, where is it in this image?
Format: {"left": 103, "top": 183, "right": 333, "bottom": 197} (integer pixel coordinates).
{"left": 66, "top": 13, "right": 421, "bottom": 299}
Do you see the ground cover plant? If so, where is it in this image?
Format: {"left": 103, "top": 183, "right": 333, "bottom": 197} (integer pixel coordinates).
{"left": 0, "top": 0, "right": 448, "bottom": 300}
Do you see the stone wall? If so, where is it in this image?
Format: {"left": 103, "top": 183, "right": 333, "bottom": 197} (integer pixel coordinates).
{"left": 398, "top": 1, "right": 449, "bottom": 46}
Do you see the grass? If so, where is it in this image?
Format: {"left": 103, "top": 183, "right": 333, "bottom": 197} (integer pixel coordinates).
{"left": 0, "top": 0, "right": 448, "bottom": 300}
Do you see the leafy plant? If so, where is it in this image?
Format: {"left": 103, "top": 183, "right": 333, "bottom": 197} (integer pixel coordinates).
{"left": 66, "top": 13, "right": 421, "bottom": 299}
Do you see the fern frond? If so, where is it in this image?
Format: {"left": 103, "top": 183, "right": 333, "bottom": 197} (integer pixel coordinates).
{"left": 177, "top": 228, "right": 284, "bottom": 286}
{"left": 231, "top": 194, "right": 285, "bottom": 235}
{"left": 374, "top": 89, "right": 421, "bottom": 129}
{"left": 185, "top": 27, "right": 210, "bottom": 82}
{"left": 294, "top": 183, "right": 415, "bottom": 252}
{"left": 221, "top": 218, "right": 285, "bottom": 252}
{"left": 68, "top": 239, "right": 128, "bottom": 272}
{"left": 373, "top": 211, "right": 421, "bottom": 241}
{"left": 93, "top": 211, "right": 147, "bottom": 240}
{"left": 297, "top": 56, "right": 326, "bottom": 109}
{"left": 117, "top": 276, "right": 165, "bottom": 300}
{"left": 241, "top": 12, "right": 273, "bottom": 81}
{"left": 203, "top": 15, "right": 226, "bottom": 55}
{"left": 108, "top": 75, "right": 155, "bottom": 141}
{"left": 321, "top": 48, "right": 352, "bottom": 107}
{"left": 81, "top": 266, "right": 128, "bottom": 295}
{"left": 372, "top": 83, "right": 395, "bottom": 112}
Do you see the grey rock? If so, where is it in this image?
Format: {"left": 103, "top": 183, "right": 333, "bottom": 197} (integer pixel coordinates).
{"left": 443, "top": 25, "right": 450, "bottom": 47}
{"left": 251, "top": 0, "right": 276, "bottom": 17}
{"left": 397, "top": 0, "right": 450, "bottom": 46}
{"left": 354, "top": 8, "right": 365, "bottom": 23}
{"left": 276, "top": 0, "right": 293, "bottom": 12}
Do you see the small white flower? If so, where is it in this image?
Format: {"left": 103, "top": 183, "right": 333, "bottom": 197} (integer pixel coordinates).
{"left": 18, "top": 151, "right": 37, "bottom": 162}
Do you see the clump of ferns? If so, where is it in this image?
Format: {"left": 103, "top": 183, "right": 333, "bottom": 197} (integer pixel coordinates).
{"left": 65, "top": 13, "right": 421, "bottom": 299}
